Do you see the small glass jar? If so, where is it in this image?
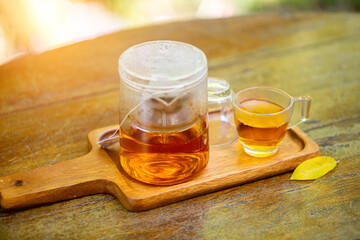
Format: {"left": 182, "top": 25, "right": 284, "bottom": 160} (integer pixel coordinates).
{"left": 208, "top": 77, "right": 237, "bottom": 147}
{"left": 118, "top": 41, "right": 209, "bottom": 185}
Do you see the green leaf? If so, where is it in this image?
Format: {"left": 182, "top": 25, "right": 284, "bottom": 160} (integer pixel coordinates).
{"left": 290, "top": 156, "right": 337, "bottom": 180}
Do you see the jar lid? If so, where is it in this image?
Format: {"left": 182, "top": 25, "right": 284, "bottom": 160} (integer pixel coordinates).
{"left": 119, "top": 41, "right": 207, "bottom": 91}
{"left": 208, "top": 77, "right": 232, "bottom": 105}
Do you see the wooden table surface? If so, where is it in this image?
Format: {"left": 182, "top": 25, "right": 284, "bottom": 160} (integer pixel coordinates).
{"left": 1, "top": 12, "right": 359, "bottom": 239}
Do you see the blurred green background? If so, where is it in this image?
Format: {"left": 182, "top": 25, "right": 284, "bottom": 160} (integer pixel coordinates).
{"left": 106, "top": 0, "right": 360, "bottom": 25}
{"left": 0, "top": 0, "right": 359, "bottom": 65}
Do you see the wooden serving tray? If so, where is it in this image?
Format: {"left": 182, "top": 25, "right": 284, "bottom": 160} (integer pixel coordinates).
{"left": 0, "top": 125, "right": 320, "bottom": 212}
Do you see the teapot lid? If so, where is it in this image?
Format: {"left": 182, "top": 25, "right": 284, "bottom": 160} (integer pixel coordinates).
{"left": 119, "top": 40, "right": 207, "bottom": 92}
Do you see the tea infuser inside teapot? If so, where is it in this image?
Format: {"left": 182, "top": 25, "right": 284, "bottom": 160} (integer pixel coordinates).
{"left": 97, "top": 77, "right": 238, "bottom": 149}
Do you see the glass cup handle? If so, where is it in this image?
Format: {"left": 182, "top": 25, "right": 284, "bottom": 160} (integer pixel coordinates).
{"left": 288, "top": 96, "right": 312, "bottom": 129}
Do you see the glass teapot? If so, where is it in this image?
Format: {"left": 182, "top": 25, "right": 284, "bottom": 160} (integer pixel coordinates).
{"left": 118, "top": 41, "right": 209, "bottom": 185}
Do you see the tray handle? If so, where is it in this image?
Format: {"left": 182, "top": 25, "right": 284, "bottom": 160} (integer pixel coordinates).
{"left": 0, "top": 148, "right": 118, "bottom": 210}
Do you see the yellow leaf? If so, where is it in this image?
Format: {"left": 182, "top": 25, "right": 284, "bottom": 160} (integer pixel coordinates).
{"left": 290, "top": 156, "right": 337, "bottom": 180}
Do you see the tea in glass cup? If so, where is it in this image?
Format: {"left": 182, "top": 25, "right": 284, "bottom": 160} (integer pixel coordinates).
{"left": 233, "top": 87, "right": 311, "bottom": 157}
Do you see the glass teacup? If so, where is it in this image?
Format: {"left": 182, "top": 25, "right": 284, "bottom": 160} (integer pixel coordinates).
{"left": 232, "top": 87, "right": 311, "bottom": 157}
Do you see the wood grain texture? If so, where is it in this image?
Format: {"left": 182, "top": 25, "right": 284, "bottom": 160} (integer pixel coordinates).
{"left": 0, "top": 125, "right": 320, "bottom": 211}
{"left": 0, "top": 12, "right": 359, "bottom": 239}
